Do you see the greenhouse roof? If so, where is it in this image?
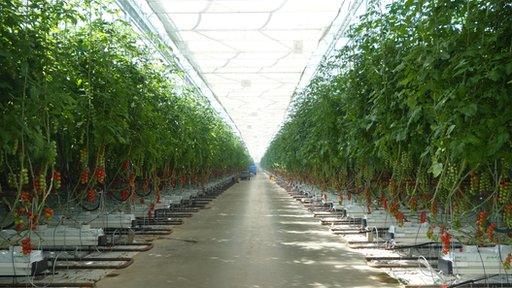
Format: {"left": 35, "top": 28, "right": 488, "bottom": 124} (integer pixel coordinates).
{"left": 140, "top": 0, "right": 365, "bottom": 160}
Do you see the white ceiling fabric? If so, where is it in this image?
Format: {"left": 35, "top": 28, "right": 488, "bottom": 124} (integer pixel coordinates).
{"left": 145, "top": 0, "right": 358, "bottom": 160}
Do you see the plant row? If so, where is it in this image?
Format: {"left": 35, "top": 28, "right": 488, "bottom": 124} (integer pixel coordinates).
{"left": 262, "top": 0, "right": 512, "bottom": 244}
{"left": 0, "top": 0, "right": 250, "bottom": 232}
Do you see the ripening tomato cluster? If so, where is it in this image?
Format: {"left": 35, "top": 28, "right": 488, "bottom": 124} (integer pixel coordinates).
{"left": 80, "top": 169, "right": 89, "bottom": 185}
{"left": 95, "top": 167, "right": 106, "bottom": 184}
{"left": 86, "top": 189, "right": 97, "bottom": 203}
{"left": 504, "top": 253, "right": 512, "bottom": 270}
{"left": 52, "top": 171, "right": 61, "bottom": 190}
{"left": 147, "top": 203, "right": 155, "bottom": 219}
{"left": 43, "top": 207, "right": 54, "bottom": 220}
{"left": 419, "top": 211, "right": 427, "bottom": 224}
{"left": 120, "top": 189, "right": 130, "bottom": 201}
{"left": 32, "top": 174, "right": 46, "bottom": 194}
{"left": 505, "top": 205, "right": 512, "bottom": 228}
{"left": 441, "top": 229, "right": 452, "bottom": 254}
{"left": 21, "top": 237, "right": 32, "bottom": 255}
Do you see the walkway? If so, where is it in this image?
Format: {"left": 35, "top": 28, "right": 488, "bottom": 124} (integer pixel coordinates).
{"left": 97, "top": 173, "right": 398, "bottom": 288}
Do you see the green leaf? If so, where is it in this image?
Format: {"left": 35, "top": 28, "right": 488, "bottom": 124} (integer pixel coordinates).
{"left": 430, "top": 162, "right": 443, "bottom": 178}
{"left": 406, "top": 96, "right": 417, "bottom": 108}
{"left": 488, "top": 132, "right": 509, "bottom": 155}
{"left": 460, "top": 104, "right": 477, "bottom": 117}
{"left": 395, "top": 129, "right": 407, "bottom": 141}
{"left": 488, "top": 69, "right": 500, "bottom": 81}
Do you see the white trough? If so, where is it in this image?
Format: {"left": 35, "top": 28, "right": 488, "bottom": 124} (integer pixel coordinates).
{"left": 168, "top": 195, "right": 183, "bottom": 205}
{"left": 61, "top": 212, "right": 135, "bottom": 229}
{"left": 130, "top": 200, "right": 170, "bottom": 217}
{"left": 439, "top": 245, "right": 512, "bottom": 275}
{"left": 1, "top": 225, "right": 104, "bottom": 247}
{"left": 0, "top": 247, "right": 45, "bottom": 276}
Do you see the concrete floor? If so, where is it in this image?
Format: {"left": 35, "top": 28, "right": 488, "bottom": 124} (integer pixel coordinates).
{"left": 97, "top": 174, "right": 399, "bottom": 288}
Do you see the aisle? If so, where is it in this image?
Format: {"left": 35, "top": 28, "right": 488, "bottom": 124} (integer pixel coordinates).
{"left": 97, "top": 174, "right": 398, "bottom": 288}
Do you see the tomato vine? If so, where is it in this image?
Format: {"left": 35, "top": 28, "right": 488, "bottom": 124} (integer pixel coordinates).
{"left": 262, "top": 0, "right": 512, "bottom": 243}
{"left": 0, "top": 0, "right": 250, "bottom": 239}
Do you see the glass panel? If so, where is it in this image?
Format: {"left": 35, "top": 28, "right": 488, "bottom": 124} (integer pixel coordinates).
{"left": 159, "top": 1, "right": 210, "bottom": 13}
{"left": 147, "top": 0, "right": 358, "bottom": 160}
{"left": 208, "top": 0, "right": 281, "bottom": 13}
{"left": 197, "top": 13, "right": 269, "bottom": 30}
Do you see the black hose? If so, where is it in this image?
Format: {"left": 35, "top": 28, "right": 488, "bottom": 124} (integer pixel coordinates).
{"left": 393, "top": 241, "right": 463, "bottom": 250}
{"left": 448, "top": 274, "right": 500, "bottom": 287}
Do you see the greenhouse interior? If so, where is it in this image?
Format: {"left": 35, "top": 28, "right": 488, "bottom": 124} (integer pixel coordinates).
{"left": 1, "top": 0, "right": 511, "bottom": 287}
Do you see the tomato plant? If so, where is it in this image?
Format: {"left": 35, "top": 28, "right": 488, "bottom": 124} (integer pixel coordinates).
{"left": 262, "top": 0, "right": 512, "bottom": 242}
{"left": 0, "top": 0, "right": 250, "bottom": 236}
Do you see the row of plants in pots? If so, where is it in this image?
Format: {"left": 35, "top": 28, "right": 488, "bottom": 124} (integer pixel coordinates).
{"left": 0, "top": 0, "right": 251, "bottom": 240}
{"left": 262, "top": 0, "right": 512, "bottom": 246}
